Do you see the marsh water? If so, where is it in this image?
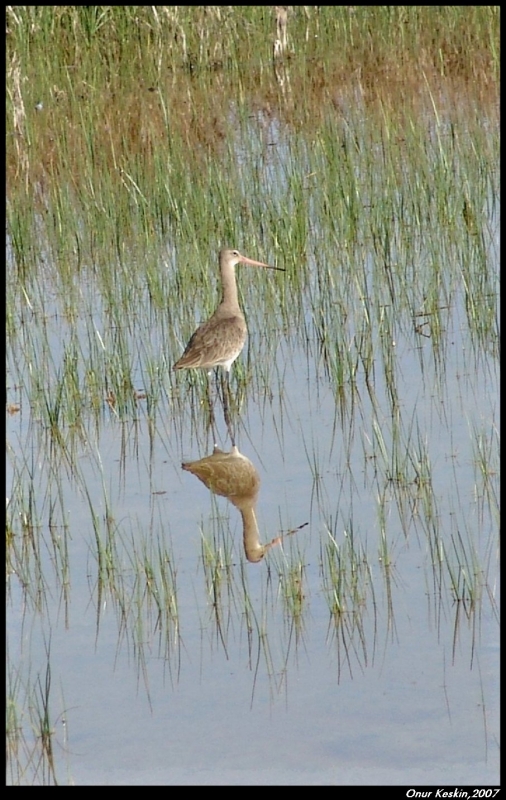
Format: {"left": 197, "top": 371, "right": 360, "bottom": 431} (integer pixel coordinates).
{"left": 6, "top": 7, "right": 499, "bottom": 786}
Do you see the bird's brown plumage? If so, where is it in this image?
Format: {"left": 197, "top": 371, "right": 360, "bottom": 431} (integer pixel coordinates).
{"left": 173, "top": 248, "right": 280, "bottom": 374}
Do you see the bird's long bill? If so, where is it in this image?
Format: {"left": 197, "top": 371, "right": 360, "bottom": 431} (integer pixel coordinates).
{"left": 239, "top": 254, "right": 285, "bottom": 272}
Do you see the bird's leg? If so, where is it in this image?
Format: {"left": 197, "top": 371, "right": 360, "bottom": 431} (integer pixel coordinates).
{"left": 206, "top": 371, "right": 219, "bottom": 443}
{"left": 220, "top": 370, "right": 236, "bottom": 447}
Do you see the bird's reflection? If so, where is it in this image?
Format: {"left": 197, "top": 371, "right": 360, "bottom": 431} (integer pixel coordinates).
{"left": 182, "top": 446, "right": 302, "bottom": 563}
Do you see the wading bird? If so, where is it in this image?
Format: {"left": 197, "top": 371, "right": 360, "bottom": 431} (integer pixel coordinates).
{"left": 174, "top": 248, "right": 284, "bottom": 443}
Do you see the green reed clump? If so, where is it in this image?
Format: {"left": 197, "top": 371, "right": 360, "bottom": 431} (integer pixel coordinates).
{"left": 278, "top": 560, "right": 307, "bottom": 640}
{"left": 6, "top": 460, "right": 49, "bottom": 611}
{"left": 80, "top": 495, "right": 182, "bottom": 685}
{"left": 445, "top": 528, "right": 482, "bottom": 619}
{"left": 470, "top": 422, "right": 500, "bottom": 527}
{"left": 239, "top": 567, "right": 300, "bottom": 703}
{"left": 320, "top": 522, "right": 374, "bottom": 679}
{"left": 198, "top": 506, "right": 238, "bottom": 654}
{"left": 6, "top": 641, "right": 68, "bottom": 786}
{"left": 122, "top": 530, "right": 181, "bottom": 681}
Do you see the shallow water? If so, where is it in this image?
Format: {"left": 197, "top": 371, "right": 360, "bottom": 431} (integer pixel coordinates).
{"left": 6, "top": 51, "right": 500, "bottom": 783}
{"left": 6, "top": 284, "right": 499, "bottom": 783}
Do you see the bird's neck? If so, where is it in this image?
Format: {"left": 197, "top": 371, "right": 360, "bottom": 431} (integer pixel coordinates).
{"left": 220, "top": 269, "right": 240, "bottom": 311}
{"left": 239, "top": 505, "right": 266, "bottom": 562}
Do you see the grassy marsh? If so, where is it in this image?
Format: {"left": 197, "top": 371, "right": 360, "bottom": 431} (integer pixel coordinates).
{"left": 6, "top": 6, "right": 499, "bottom": 785}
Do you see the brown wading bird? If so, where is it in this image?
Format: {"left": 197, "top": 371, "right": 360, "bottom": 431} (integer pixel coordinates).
{"left": 173, "top": 248, "right": 284, "bottom": 445}
{"left": 182, "top": 446, "right": 305, "bottom": 563}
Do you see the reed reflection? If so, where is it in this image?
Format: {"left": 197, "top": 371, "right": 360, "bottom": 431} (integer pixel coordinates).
{"left": 182, "top": 445, "right": 300, "bottom": 563}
